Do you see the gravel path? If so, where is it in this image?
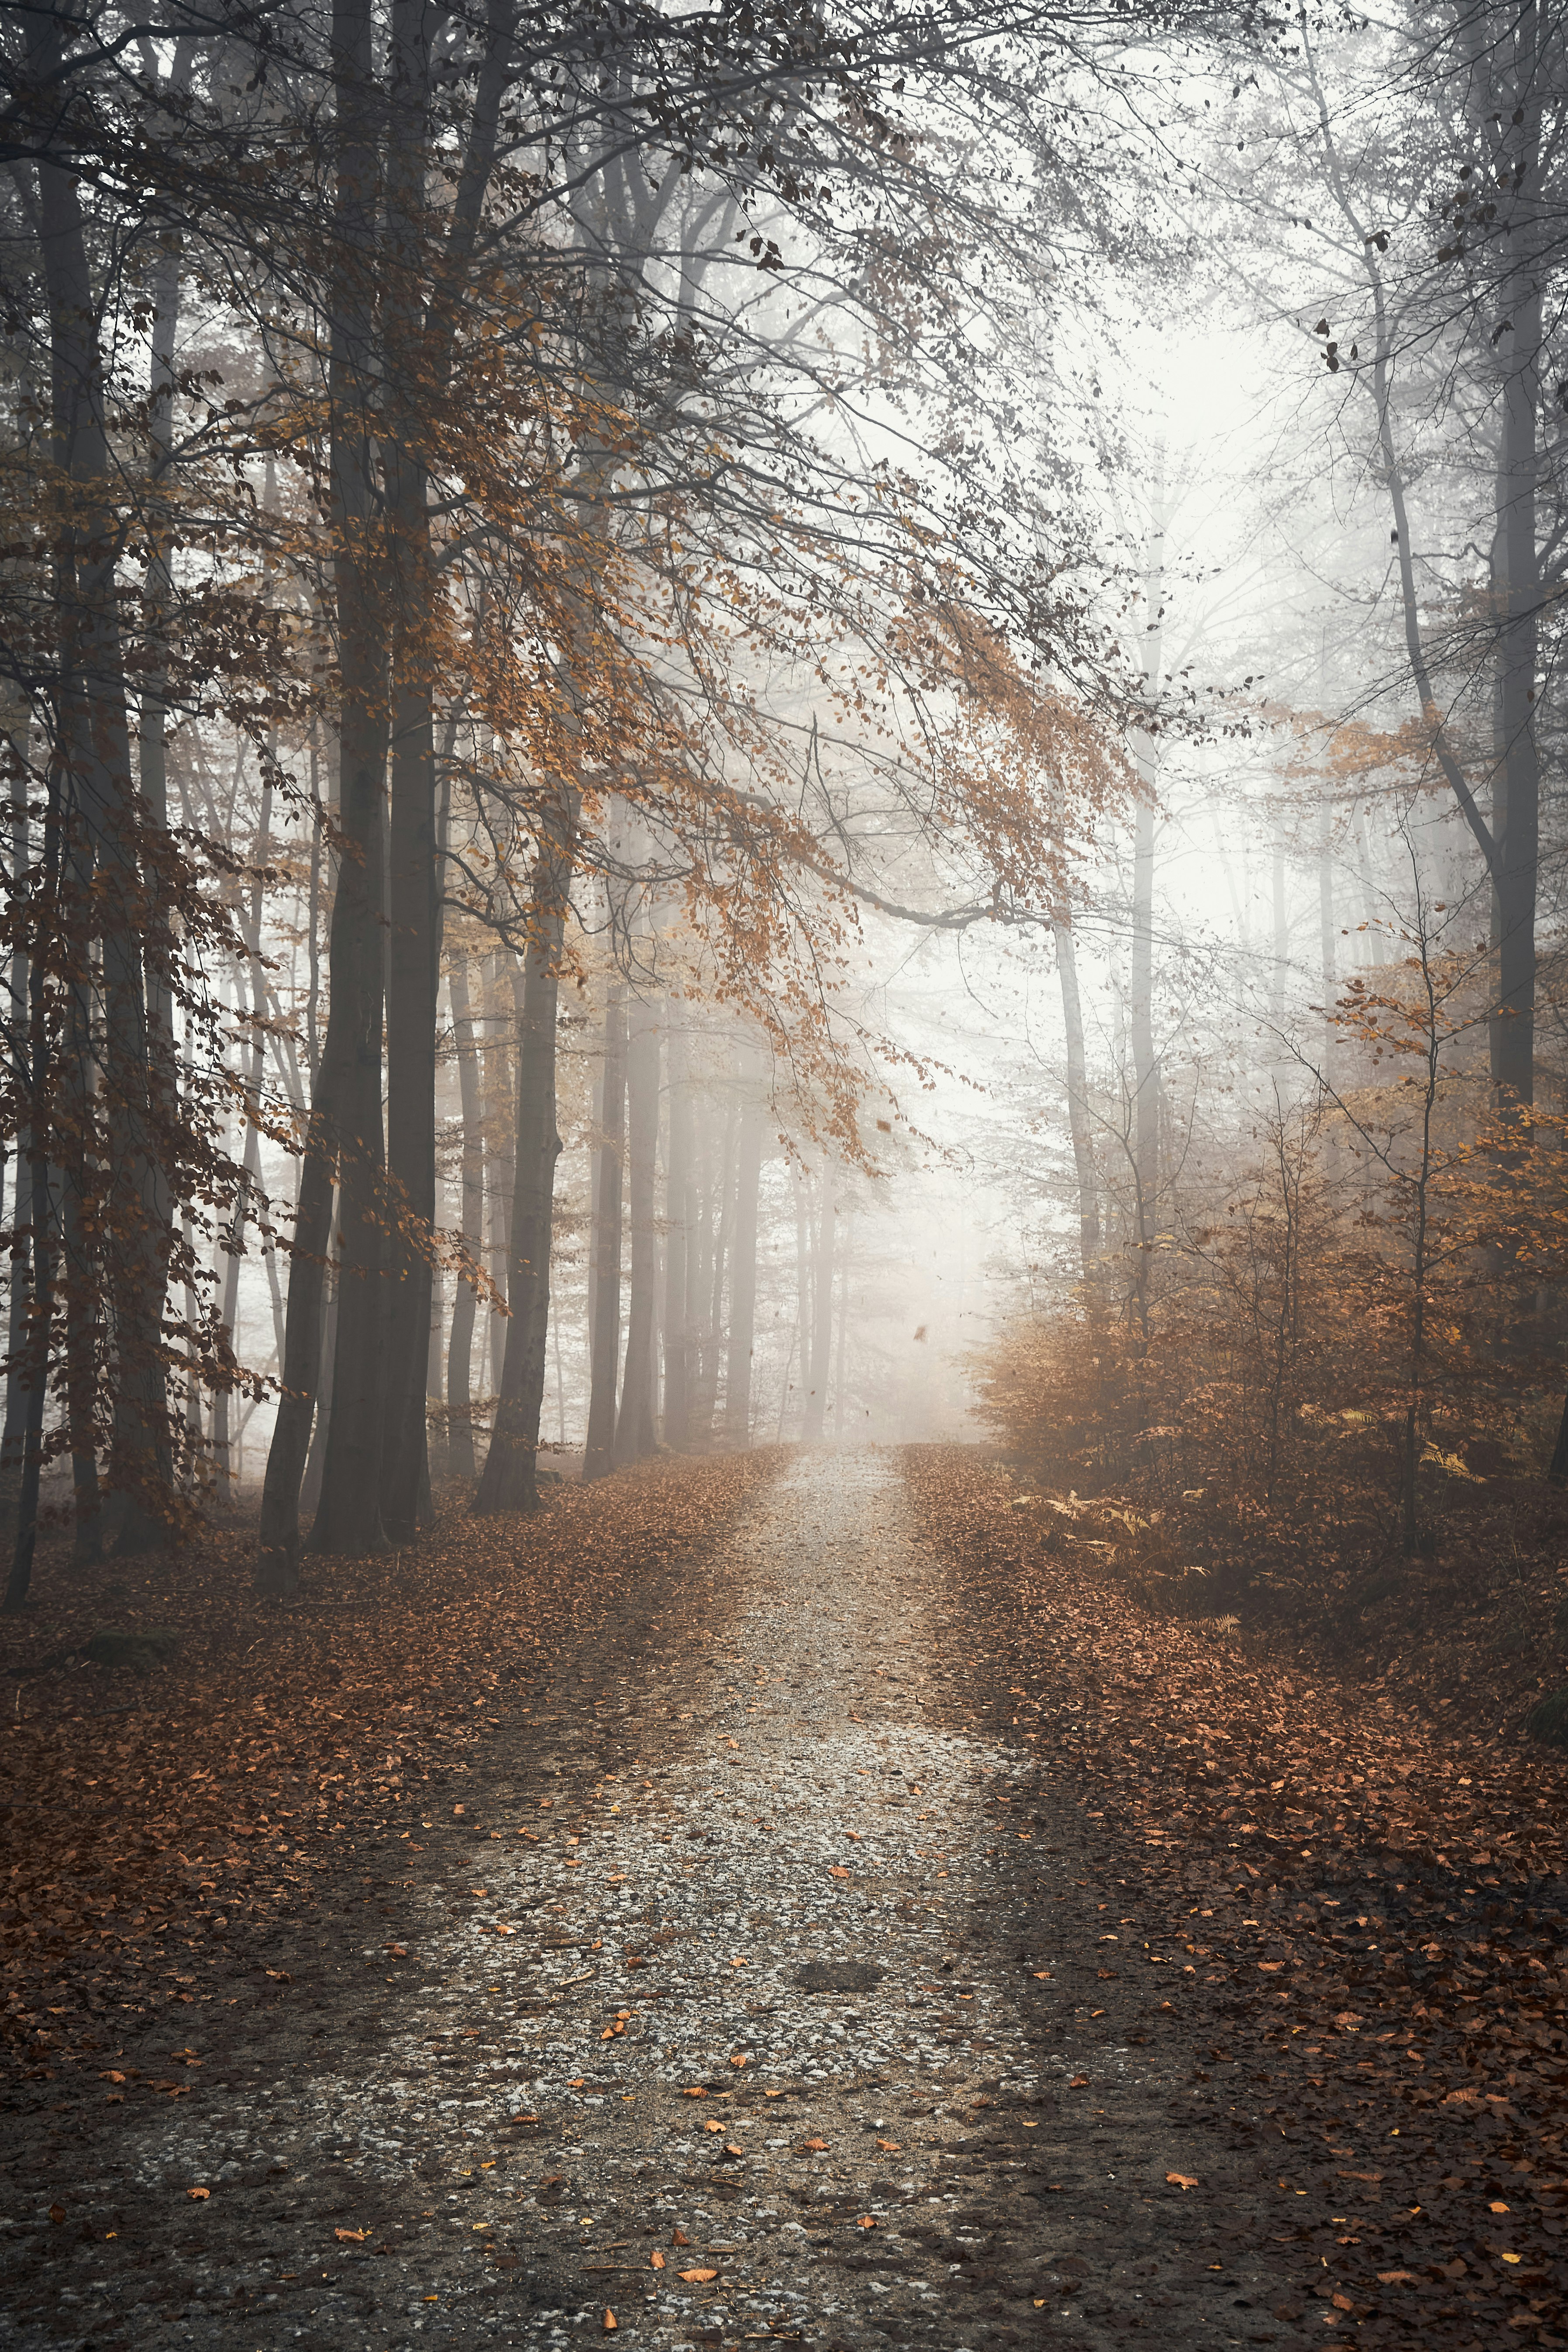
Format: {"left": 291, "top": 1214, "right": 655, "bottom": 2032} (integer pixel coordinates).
{"left": 2, "top": 1449, "right": 1310, "bottom": 2352}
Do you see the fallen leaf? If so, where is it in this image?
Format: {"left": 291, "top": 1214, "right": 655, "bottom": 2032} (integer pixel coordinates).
{"left": 672, "top": 2229, "right": 691, "bottom": 2246}
{"left": 264, "top": 1968, "right": 291, "bottom": 1983}
{"left": 48, "top": 2204, "right": 65, "bottom": 2225}
{"left": 187, "top": 2186, "right": 210, "bottom": 2202}
{"left": 703, "top": 2119, "right": 725, "bottom": 2134}
{"left": 729, "top": 2054, "right": 748, "bottom": 2067}
{"left": 724, "top": 2143, "right": 744, "bottom": 2157}
{"left": 603, "top": 2309, "right": 617, "bottom": 2331}
{"left": 828, "top": 1865, "right": 850, "bottom": 1878}
{"left": 1502, "top": 2252, "right": 1522, "bottom": 2265}
{"left": 800, "top": 2137, "right": 828, "bottom": 2151}
{"left": 678, "top": 2268, "right": 719, "bottom": 2283}
{"left": 335, "top": 2227, "right": 368, "bottom": 2242}
{"left": 1068, "top": 2075, "right": 1089, "bottom": 2089}
{"left": 857, "top": 2214, "right": 876, "bottom": 2229}
{"left": 1166, "top": 2173, "right": 1198, "bottom": 2191}
{"left": 650, "top": 2249, "right": 665, "bottom": 2270}
{"left": 1377, "top": 2271, "right": 1416, "bottom": 2285}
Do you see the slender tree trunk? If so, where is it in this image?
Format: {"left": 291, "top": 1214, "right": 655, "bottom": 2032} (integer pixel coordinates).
{"left": 262, "top": 0, "right": 390, "bottom": 1575}
{"left": 0, "top": 777, "right": 31, "bottom": 1558}
{"left": 724, "top": 1061, "right": 764, "bottom": 1449}
{"left": 380, "top": 517, "right": 439, "bottom": 1539}
{"left": 34, "top": 42, "right": 170, "bottom": 1552}
{"left": 834, "top": 1216, "right": 849, "bottom": 1442}
{"left": 446, "top": 959, "right": 483, "bottom": 1479}
{"left": 1128, "top": 470, "right": 1165, "bottom": 1334}
{"left": 474, "top": 786, "right": 579, "bottom": 1513}
{"left": 1054, "top": 919, "right": 1099, "bottom": 1279}
{"left": 693, "top": 1094, "right": 736, "bottom": 1442}
{"left": 299, "top": 1227, "right": 338, "bottom": 1521}
{"left": 2, "top": 757, "right": 62, "bottom": 1614}
{"left": 662, "top": 1013, "right": 692, "bottom": 1447}
{"left": 614, "top": 991, "right": 660, "bottom": 1465}
{"left": 481, "top": 952, "right": 516, "bottom": 1425}
{"left": 582, "top": 981, "right": 626, "bottom": 1480}
{"left": 804, "top": 1175, "right": 835, "bottom": 1443}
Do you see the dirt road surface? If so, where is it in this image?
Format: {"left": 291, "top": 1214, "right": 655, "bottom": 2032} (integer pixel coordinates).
{"left": 1, "top": 1451, "right": 1351, "bottom": 2349}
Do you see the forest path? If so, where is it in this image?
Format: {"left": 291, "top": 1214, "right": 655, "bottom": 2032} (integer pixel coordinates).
{"left": 3, "top": 1448, "right": 1306, "bottom": 2352}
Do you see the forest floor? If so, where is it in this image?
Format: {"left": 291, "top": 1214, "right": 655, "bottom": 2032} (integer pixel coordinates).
{"left": 0, "top": 1443, "right": 1565, "bottom": 2352}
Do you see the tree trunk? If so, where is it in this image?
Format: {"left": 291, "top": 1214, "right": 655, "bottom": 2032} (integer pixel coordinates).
{"left": 723, "top": 1061, "right": 764, "bottom": 1449}
{"left": 662, "top": 1014, "right": 692, "bottom": 1447}
{"left": 446, "top": 959, "right": 483, "bottom": 1479}
{"left": 34, "top": 38, "right": 171, "bottom": 1552}
{"left": 263, "top": 0, "right": 391, "bottom": 1572}
{"left": 804, "top": 1174, "right": 834, "bottom": 1443}
{"left": 1128, "top": 469, "right": 1165, "bottom": 1337}
{"left": 1054, "top": 919, "right": 1099, "bottom": 1280}
{"left": 473, "top": 786, "right": 579, "bottom": 1514}
{"left": 2, "top": 754, "right": 62, "bottom": 1614}
{"left": 582, "top": 981, "right": 626, "bottom": 1480}
{"left": 692, "top": 1094, "right": 736, "bottom": 1442}
{"left": 481, "top": 952, "right": 516, "bottom": 1425}
{"left": 614, "top": 991, "right": 660, "bottom": 1465}
{"left": 379, "top": 499, "right": 439, "bottom": 1539}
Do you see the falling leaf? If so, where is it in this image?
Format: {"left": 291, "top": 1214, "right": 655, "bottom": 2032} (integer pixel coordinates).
{"left": 678, "top": 2268, "right": 719, "bottom": 2283}
{"left": 1166, "top": 2173, "right": 1197, "bottom": 2191}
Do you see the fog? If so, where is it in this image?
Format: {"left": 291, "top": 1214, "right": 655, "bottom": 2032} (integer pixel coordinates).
{"left": 1, "top": 0, "right": 1561, "bottom": 1585}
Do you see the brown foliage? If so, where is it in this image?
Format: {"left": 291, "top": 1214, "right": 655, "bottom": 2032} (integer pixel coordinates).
{"left": 906, "top": 1445, "right": 1568, "bottom": 2344}
{"left": 0, "top": 1451, "right": 775, "bottom": 2051}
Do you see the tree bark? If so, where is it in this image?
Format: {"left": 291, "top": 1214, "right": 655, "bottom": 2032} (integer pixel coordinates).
{"left": 445, "top": 959, "right": 484, "bottom": 1479}
{"left": 582, "top": 979, "right": 626, "bottom": 1480}
{"left": 1054, "top": 919, "right": 1099, "bottom": 1280}
{"left": 723, "top": 1060, "right": 764, "bottom": 1449}
{"left": 803, "top": 1173, "right": 834, "bottom": 1443}
{"left": 34, "top": 28, "right": 171, "bottom": 1552}
{"left": 662, "top": 1013, "right": 692, "bottom": 1447}
{"left": 262, "top": 0, "right": 391, "bottom": 1573}
{"left": 473, "top": 786, "right": 579, "bottom": 1514}
{"left": 481, "top": 953, "right": 516, "bottom": 1427}
{"left": 614, "top": 990, "right": 661, "bottom": 1465}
